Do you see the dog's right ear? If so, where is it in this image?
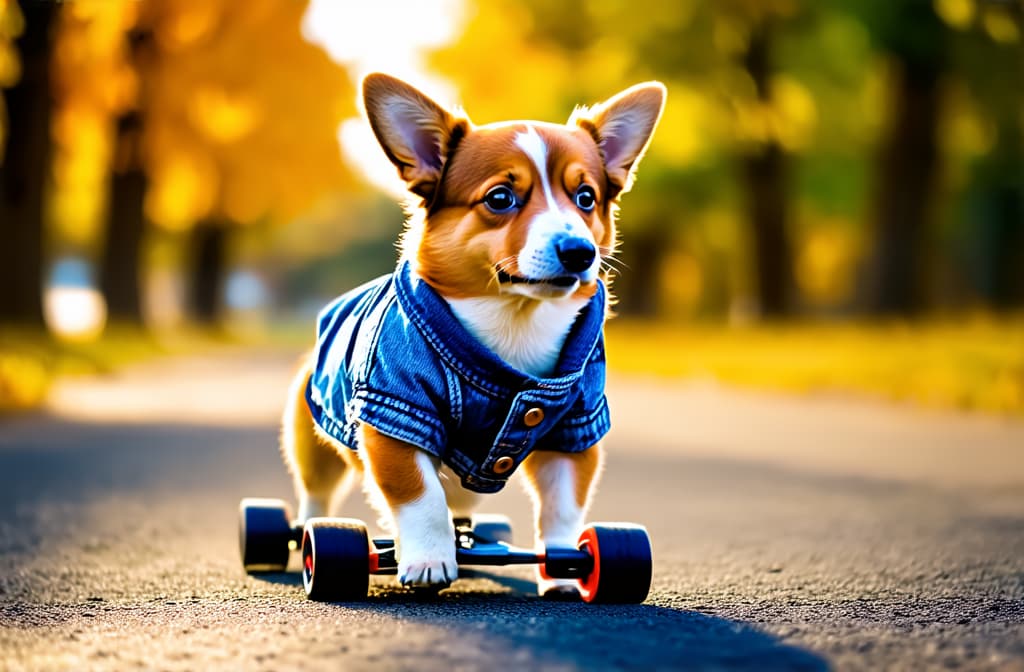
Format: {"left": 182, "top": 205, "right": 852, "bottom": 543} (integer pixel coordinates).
{"left": 362, "top": 74, "right": 468, "bottom": 202}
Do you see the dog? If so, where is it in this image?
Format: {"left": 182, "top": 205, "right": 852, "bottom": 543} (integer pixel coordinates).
{"left": 282, "top": 73, "right": 664, "bottom": 597}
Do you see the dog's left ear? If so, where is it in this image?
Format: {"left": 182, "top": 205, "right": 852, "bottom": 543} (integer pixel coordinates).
{"left": 571, "top": 82, "right": 666, "bottom": 199}
{"left": 363, "top": 73, "right": 469, "bottom": 202}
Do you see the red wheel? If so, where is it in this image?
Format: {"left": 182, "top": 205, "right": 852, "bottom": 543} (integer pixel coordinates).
{"left": 302, "top": 518, "right": 371, "bottom": 601}
{"left": 576, "top": 523, "right": 652, "bottom": 604}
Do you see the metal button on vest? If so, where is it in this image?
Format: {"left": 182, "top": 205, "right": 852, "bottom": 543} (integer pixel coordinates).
{"left": 493, "top": 456, "right": 515, "bottom": 474}
{"left": 523, "top": 407, "right": 545, "bottom": 427}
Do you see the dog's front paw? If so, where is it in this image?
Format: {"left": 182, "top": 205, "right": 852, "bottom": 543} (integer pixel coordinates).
{"left": 398, "top": 549, "right": 457, "bottom": 588}
{"left": 397, "top": 527, "right": 457, "bottom": 589}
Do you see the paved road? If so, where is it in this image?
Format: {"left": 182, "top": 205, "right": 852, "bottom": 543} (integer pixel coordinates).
{"left": 1, "top": 350, "right": 1023, "bottom": 671}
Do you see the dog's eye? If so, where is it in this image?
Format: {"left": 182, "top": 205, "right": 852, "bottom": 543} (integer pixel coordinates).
{"left": 483, "top": 186, "right": 517, "bottom": 214}
{"left": 575, "top": 185, "right": 596, "bottom": 212}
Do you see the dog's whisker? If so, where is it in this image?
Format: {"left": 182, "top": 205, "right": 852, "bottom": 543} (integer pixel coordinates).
{"left": 600, "top": 255, "right": 630, "bottom": 272}
{"left": 488, "top": 256, "right": 519, "bottom": 291}
{"left": 493, "top": 255, "right": 518, "bottom": 273}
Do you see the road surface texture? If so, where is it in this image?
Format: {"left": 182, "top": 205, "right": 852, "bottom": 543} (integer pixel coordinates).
{"left": 2, "top": 349, "right": 1023, "bottom": 671}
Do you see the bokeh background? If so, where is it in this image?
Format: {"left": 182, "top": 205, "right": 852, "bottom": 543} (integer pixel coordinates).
{"left": 1, "top": 0, "right": 1022, "bottom": 415}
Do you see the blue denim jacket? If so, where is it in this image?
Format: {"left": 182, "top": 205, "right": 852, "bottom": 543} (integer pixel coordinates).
{"left": 306, "top": 260, "right": 610, "bottom": 493}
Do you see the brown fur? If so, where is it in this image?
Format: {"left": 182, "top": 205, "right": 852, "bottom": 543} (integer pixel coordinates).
{"left": 360, "top": 425, "right": 428, "bottom": 507}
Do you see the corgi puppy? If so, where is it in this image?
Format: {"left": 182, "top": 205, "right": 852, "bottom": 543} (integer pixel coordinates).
{"left": 282, "top": 73, "right": 664, "bottom": 596}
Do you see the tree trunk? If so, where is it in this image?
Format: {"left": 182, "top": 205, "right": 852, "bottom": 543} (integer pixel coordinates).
{"left": 987, "top": 179, "right": 1024, "bottom": 309}
{"left": 100, "top": 112, "right": 147, "bottom": 324}
{"left": 865, "top": 4, "right": 945, "bottom": 316}
{"left": 0, "top": 0, "right": 57, "bottom": 326}
{"left": 188, "top": 222, "right": 227, "bottom": 325}
{"left": 971, "top": 120, "right": 1024, "bottom": 310}
{"left": 741, "top": 20, "right": 793, "bottom": 319}
{"left": 742, "top": 142, "right": 792, "bottom": 318}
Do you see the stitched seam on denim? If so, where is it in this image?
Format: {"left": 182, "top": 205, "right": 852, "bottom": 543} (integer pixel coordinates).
{"left": 536, "top": 418, "right": 608, "bottom": 451}
{"left": 558, "top": 396, "right": 609, "bottom": 428}
{"left": 466, "top": 474, "right": 508, "bottom": 489}
{"left": 443, "top": 365, "right": 463, "bottom": 427}
{"left": 354, "top": 389, "right": 446, "bottom": 446}
{"left": 445, "top": 450, "right": 474, "bottom": 476}
{"left": 355, "top": 418, "right": 443, "bottom": 458}
{"left": 355, "top": 389, "right": 447, "bottom": 436}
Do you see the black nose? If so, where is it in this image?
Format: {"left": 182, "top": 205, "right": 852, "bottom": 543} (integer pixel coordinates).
{"left": 555, "top": 237, "right": 596, "bottom": 274}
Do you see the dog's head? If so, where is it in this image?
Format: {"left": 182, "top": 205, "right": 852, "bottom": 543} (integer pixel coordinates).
{"left": 362, "top": 74, "right": 665, "bottom": 302}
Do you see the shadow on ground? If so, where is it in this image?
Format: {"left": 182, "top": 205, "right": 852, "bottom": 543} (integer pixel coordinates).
{"left": 351, "top": 595, "right": 826, "bottom": 670}
{"left": 250, "top": 569, "right": 829, "bottom": 671}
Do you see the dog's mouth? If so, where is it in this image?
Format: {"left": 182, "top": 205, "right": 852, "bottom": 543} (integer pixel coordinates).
{"left": 496, "top": 269, "right": 579, "bottom": 288}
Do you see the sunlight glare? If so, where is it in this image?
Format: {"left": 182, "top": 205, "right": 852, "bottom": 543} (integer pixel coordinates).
{"left": 45, "top": 287, "right": 107, "bottom": 342}
{"left": 302, "top": 0, "right": 466, "bottom": 195}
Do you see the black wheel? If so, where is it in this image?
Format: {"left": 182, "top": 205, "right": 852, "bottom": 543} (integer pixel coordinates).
{"left": 471, "top": 513, "right": 513, "bottom": 543}
{"left": 576, "top": 523, "right": 652, "bottom": 604}
{"left": 239, "top": 498, "right": 292, "bottom": 572}
{"left": 302, "top": 518, "right": 370, "bottom": 601}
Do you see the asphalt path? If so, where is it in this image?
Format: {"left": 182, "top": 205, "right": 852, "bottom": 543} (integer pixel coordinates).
{"left": 1, "top": 350, "right": 1023, "bottom": 671}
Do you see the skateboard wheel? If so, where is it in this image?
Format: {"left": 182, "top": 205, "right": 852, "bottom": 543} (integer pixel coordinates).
{"left": 239, "top": 498, "right": 292, "bottom": 573}
{"left": 576, "top": 523, "right": 652, "bottom": 604}
{"left": 302, "top": 518, "right": 370, "bottom": 601}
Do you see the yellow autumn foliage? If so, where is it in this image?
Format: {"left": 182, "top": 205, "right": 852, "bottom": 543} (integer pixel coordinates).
{"left": 607, "top": 318, "right": 1024, "bottom": 415}
{"left": 49, "top": 0, "right": 356, "bottom": 246}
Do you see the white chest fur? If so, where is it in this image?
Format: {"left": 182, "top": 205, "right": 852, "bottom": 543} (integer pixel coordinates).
{"left": 446, "top": 296, "right": 588, "bottom": 378}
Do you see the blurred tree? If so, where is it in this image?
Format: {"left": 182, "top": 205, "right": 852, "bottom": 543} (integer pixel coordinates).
{"left": 188, "top": 219, "right": 226, "bottom": 323}
{"left": 432, "top": 0, "right": 696, "bottom": 316}
{"left": 139, "top": 0, "right": 357, "bottom": 325}
{"left": 435, "top": 0, "right": 809, "bottom": 318}
{"left": 0, "top": 0, "right": 56, "bottom": 326}
{"left": 102, "top": 28, "right": 153, "bottom": 324}
{"left": 51, "top": 0, "right": 356, "bottom": 327}
{"left": 440, "top": 0, "right": 1022, "bottom": 319}
{"left": 737, "top": 10, "right": 796, "bottom": 318}
{"left": 861, "top": 0, "right": 949, "bottom": 316}
{"left": 941, "top": 0, "right": 1024, "bottom": 309}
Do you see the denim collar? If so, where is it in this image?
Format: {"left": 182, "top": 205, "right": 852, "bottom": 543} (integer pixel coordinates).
{"left": 393, "top": 260, "right": 605, "bottom": 396}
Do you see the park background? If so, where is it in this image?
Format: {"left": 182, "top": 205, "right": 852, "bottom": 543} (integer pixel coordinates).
{"left": 0, "top": 0, "right": 1022, "bottom": 416}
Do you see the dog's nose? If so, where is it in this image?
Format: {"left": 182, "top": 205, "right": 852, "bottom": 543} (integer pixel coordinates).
{"left": 555, "top": 237, "right": 596, "bottom": 274}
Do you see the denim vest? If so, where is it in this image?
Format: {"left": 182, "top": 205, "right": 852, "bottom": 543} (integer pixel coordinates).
{"left": 306, "top": 261, "right": 610, "bottom": 493}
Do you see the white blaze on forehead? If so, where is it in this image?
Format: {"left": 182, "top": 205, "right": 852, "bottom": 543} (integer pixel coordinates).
{"left": 510, "top": 125, "right": 599, "bottom": 290}
{"left": 515, "top": 125, "right": 558, "bottom": 210}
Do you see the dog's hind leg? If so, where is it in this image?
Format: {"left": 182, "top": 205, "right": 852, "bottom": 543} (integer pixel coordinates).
{"left": 280, "top": 356, "right": 357, "bottom": 522}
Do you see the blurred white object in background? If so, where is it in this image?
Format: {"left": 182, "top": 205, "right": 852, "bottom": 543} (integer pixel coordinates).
{"left": 44, "top": 258, "right": 106, "bottom": 341}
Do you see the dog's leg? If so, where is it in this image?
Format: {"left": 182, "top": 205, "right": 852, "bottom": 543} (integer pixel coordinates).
{"left": 359, "top": 424, "right": 457, "bottom": 588}
{"left": 521, "top": 444, "right": 604, "bottom": 597}
{"left": 439, "top": 466, "right": 482, "bottom": 522}
{"left": 280, "top": 359, "right": 352, "bottom": 522}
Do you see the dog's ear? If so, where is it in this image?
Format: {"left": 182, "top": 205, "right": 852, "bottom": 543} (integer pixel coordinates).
{"left": 570, "top": 82, "right": 666, "bottom": 199}
{"left": 363, "top": 74, "right": 468, "bottom": 202}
